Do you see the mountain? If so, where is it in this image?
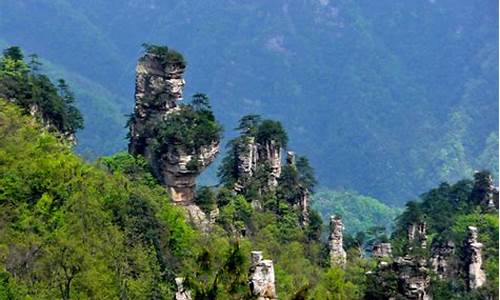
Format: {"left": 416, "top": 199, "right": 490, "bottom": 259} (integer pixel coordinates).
{"left": 1, "top": 40, "right": 498, "bottom": 299}
{"left": 0, "top": 0, "right": 497, "bottom": 205}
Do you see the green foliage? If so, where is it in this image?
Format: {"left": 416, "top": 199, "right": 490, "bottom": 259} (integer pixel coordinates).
{"left": 256, "top": 119, "right": 288, "bottom": 149}
{"left": 217, "top": 195, "right": 253, "bottom": 235}
{"left": 0, "top": 46, "right": 83, "bottom": 135}
{"left": 387, "top": 176, "right": 499, "bottom": 299}
{"left": 308, "top": 267, "right": 362, "bottom": 299}
{"left": 312, "top": 189, "right": 400, "bottom": 236}
{"left": 142, "top": 43, "right": 186, "bottom": 68}
{"left": 0, "top": 99, "right": 195, "bottom": 298}
{"left": 1, "top": 2, "right": 496, "bottom": 205}
{"left": 151, "top": 96, "right": 222, "bottom": 155}
{"left": 194, "top": 186, "right": 217, "bottom": 214}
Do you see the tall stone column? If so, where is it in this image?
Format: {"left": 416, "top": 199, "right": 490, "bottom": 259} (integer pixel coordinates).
{"left": 464, "top": 226, "right": 486, "bottom": 290}
{"left": 128, "top": 48, "right": 219, "bottom": 204}
{"left": 328, "top": 216, "right": 347, "bottom": 267}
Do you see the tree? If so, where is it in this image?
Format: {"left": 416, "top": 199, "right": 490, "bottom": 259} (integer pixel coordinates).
{"left": 28, "top": 53, "right": 42, "bottom": 74}
{"left": 236, "top": 114, "right": 261, "bottom": 135}
{"left": 2, "top": 46, "right": 23, "bottom": 61}
{"left": 256, "top": 119, "right": 288, "bottom": 148}
{"left": 192, "top": 93, "right": 211, "bottom": 112}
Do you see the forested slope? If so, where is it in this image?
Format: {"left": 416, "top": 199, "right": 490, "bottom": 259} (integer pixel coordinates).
{"left": 0, "top": 0, "right": 497, "bottom": 204}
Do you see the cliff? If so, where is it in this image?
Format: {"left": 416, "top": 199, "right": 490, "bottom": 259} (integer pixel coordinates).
{"left": 128, "top": 46, "right": 221, "bottom": 203}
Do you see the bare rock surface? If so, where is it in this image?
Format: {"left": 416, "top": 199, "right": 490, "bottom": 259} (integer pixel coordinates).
{"left": 248, "top": 251, "right": 277, "bottom": 300}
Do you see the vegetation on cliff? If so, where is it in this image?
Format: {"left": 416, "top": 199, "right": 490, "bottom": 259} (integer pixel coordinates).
{"left": 152, "top": 94, "right": 223, "bottom": 155}
{"left": 0, "top": 47, "right": 83, "bottom": 136}
{"left": 369, "top": 174, "right": 499, "bottom": 299}
{"left": 0, "top": 45, "right": 497, "bottom": 300}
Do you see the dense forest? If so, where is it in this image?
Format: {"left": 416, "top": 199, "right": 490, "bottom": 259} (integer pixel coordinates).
{"left": 0, "top": 0, "right": 497, "bottom": 205}
{"left": 0, "top": 45, "right": 498, "bottom": 299}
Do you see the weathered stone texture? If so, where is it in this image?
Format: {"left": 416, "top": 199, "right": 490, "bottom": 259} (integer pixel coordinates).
{"left": 372, "top": 243, "right": 392, "bottom": 258}
{"left": 248, "top": 251, "right": 277, "bottom": 300}
{"left": 430, "top": 240, "right": 455, "bottom": 279}
{"left": 464, "top": 226, "right": 486, "bottom": 290}
{"left": 328, "top": 216, "right": 347, "bottom": 266}
{"left": 175, "top": 277, "right": 192, "bottom": 300}
{"left": 129, "top": 51, "right": 219, "bottom": 203}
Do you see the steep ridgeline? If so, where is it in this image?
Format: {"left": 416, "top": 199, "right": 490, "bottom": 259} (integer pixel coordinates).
{"left": 128, "top": 44, "right": 221, "bottom": 203}
{"left": 366, "top": 170, "right": 499, "bottom": 299}
{"left": 0, "top": 47, "right": 83, "bottom": 142}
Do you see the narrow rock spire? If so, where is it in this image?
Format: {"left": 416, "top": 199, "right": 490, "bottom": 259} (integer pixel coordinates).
{"left": 464, "top": 226, "right": 486, "bottom": 290}
{"left": 328, "top": 216, "right": 347, "bottom": 267}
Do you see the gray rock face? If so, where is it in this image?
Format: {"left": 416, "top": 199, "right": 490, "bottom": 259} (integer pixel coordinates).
{"left": 175, "top": 277, "right": 192, "bottom": 300}
{"left": 372, "top": 243, "right": 392, "bottom": 258}
{"left": 286, "top": 151, "right": 309, "bottom": 226}
{"left": 430, "top": 240, "right": 455, "bottom": 279}
{"left": 259, "top": 140, "right": 282, "bottom": 187}
{"left": 408, "top": 222, "right": 427, "bottom": 249}
{"left": 181, "top": 204, "right": 218, "bottom": 233}
{"left": 233, "top": 136, "right": 282, "bottom": 192}
{"left": 28, "top": 103, "right": 76, "bottom": 144}
{"left": 394, "top": 257, "right": 431, "bottom": 300}
{"left": 472, "top": 171, "right": 498, "bottom": 209}
{"left": 158, "top": 141, "right": 219, "bottom": 203}
{"left": 129, "top": 51, "right": 219, "bottom": 203}
{"left": 234, "top": 136, "right": 259, "bottom": 192}
{"left": 248, "top": 251, "right": 277, "bottom": 300}
{"left": 464, "top": 226, "right": 486, "bottom": 290}
{"left": 328, "top": 216, "right": 347, "bottom": 266}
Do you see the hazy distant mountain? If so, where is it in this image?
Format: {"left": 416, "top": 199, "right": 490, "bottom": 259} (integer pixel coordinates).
{"left": 1, "top": 0, "right": 497, "bottom": 205}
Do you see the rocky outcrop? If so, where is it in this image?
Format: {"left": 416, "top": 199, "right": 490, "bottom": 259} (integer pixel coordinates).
{"left": 28, "top": 103, "right": 76, "bottom": 144}
{"left": 181, "top": 204, "right": 219, "bottom": 233}
{"left": 394, "top": 256, "right": 431, "bottom": 300}
{"left": 259, "top": 140, "right": 282, "bottom": 187}
{"left": 369, "top": 256, "right": 430, "bottom": 300}
{"left": 233, "top": 136, "right": 282, "bottom": 192}
{"left": 286, "top": 151, "right": 309, "bottom": 226}
{"left": 129, "top": 51, "right": 185, "bottom": 155}
{"left": 464, "top": 226, "right": 486, "bottom": 290}
{"left": 372, "top": 243, "right": 392, "bottom": 258}
{"left": 128, "top": 49, "right": 219, "bottom": 203}
{"left": 248, "top": 251, "right": 277, "bottom": 300}
{"left": 328, "top": 216, "right": 346, "bottom": 267}
{"left": 234, "top": 137, "right": 259, "bottom": 192}
{"left": 158, "top": 142, "right": 219, "bottom": 203}
{"left": 430, "top": 240, "right": 455, "bottom": 279}
{"left": 471, "top": 171, "right": 498, "bottom": 209}
{"left": 408, "top": 221, "right": 427, "bottom": 250}
{"left": 175, "top": 277, "right": 192, "bottom": 300}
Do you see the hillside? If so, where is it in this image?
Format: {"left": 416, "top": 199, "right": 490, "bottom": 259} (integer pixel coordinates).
{"left": 312, "top": 190, "right": 401, "bottom": 236}
{"left": 0, "top": 42, "right": 498, "bottom": 299}
{"left": 0, "top": 0, "right": 497, "bottom": 205}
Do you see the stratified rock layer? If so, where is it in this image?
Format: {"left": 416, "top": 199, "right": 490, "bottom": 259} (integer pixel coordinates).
{"left": 328, "top": 216, "right": 346, "bottom": 267}
{"left": 464, "top": 226, "right": 486, "bottom": 290}
{"left": 248, "top": 251, "right": 277, "bottom": 300}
